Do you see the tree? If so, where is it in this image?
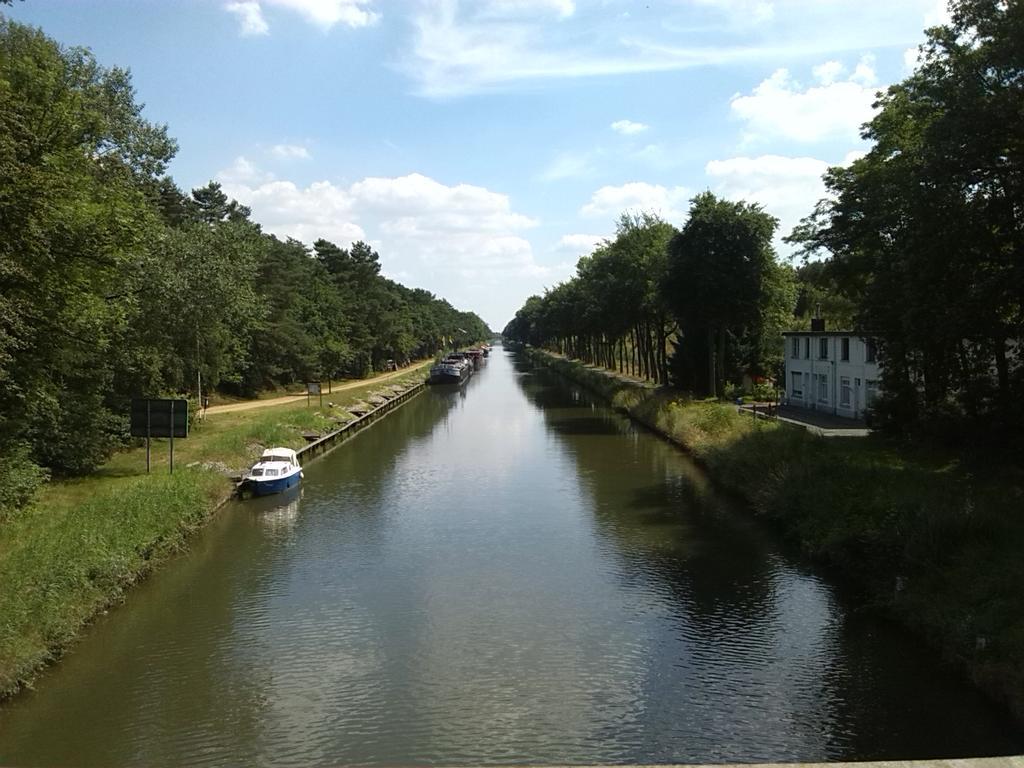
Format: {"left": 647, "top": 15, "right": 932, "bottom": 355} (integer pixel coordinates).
{"left": 191, "top": 181, "right": 252, "bottom": 224}
{"left": 663, "top": 193, "right": 787, "bottom": 397}
{"left": 503, "top": 214, "right": 678, "bottom": 384}
{"left": 0, "top": 19, "right": 176, "bottom": 473}
{"left": 791, "top": 261, "right": 857, "bottom": 330}
{"left": 149, "top": 176, "right": 198, "bottom": 227}
{"left": 790, "top": 0, "right": 1023, "bottom": 438}
{"left": 608, "top": 213, "right": 678, "bottom": 383}
{"left": 0, "top": 17, "right": 492, "bottom": 490}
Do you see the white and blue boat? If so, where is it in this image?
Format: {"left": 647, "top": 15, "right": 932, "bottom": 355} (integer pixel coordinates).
{"left": 243, "top": 448, "right": 303, "bottom": 496}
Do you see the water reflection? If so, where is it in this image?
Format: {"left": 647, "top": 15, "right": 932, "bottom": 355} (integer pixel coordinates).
{"left": 255, "top": 487, "right": 303, "bottom": 531}
{"left": 511, "top": 354, "right": 1022, "bottom": 761}
{"left": 0, "top": 348, "right": 1019, "bottom": 767}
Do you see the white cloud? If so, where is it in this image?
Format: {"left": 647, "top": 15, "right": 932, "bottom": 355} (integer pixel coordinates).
{"left": 704, "top": 154, "right": 830, "bottom": 251}
{"left": 626, "top": 142, "right": 691, "bottom": 171}
{"left": 924, "top": 0, "right": 952, "bottom": 28}
{"left": 904, "top": 0, "right": 952, "bottom": 72}
{"left": 349, "top": 173, "right": 538, "bottom": 232}
{"left": 580, "top": 182, "right": 691, "bottom": 223}
{"left": 226, "top": 0, "right": 378, "bottom": 35}
{"left": 811, "top": 60, "right": 843, "bottom": 85}
{"left": 479, "top": 0, "right": 575, "bottom": 19}
{"left": 632, "top": 144, "right": 665, "bottom": 163}
{"left": 843, "top": 149, "right": 867, "bottom": 165}
{"left": 218, "top": 155, "right": 275, "bottom": 186}
{"left": 556, "top": 233, "right": 607, "bottom": 256}
{"left": 730, "top": 57, "right": 880, "bottom": 144}
{"left": 610, "top": 119, "right": 648, "bottom": 136}
{"left": 402, "top": 1, "right": 743, "bottom": 98}
{"left": 538, "top": 151, "right": 596, "bottom": 182}
{"left": 265, "top": 0, "right": 379, "bottom": 29}
{"left": 903, "top": 45, "right": 922, "bottom": 73}
{"left": 220, "top": 171, "right": 365, "bottom": 246}
{"left": 226, "top": 1, "right": 269, "bottom": 35}
{"left": 271, "top": 144, "right": 311, "bottom": 160}
{"left": 400, "top": 2, "right": 946, "bottom": 98}
{"left": 215, "top": 159, "right": 554, "bottom": 327}
{"left": 850, "top": 54, "right": 877, "bottom": 85}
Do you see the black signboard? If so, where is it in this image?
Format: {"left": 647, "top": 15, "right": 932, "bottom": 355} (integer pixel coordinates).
{"left": 130, "top": 399, "right": 188, "bottom": 438}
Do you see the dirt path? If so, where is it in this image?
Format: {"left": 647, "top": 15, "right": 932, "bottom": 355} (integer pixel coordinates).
{"left": 204, "top": 361, "right": 430, "bottom": 416}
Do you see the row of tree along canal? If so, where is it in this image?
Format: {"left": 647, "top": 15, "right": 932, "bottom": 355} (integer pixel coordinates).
{"left": 505, "top": 1, "right": 1023, "bottom": 450}
{"left": 0, "top": 17, "right": 491, "bottom": 519}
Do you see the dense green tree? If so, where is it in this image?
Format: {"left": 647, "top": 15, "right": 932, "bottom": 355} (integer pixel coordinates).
{"left": 191, "top": 181, "right": 252, "bottom": 224}
{"left": 791, "top": 261, "right": 857, "bottom": 330}
{"left": 503, "top": 214, "right": 679, "bottom": 384}
{"left": 663, "top": 193, "right": 789, "bottom": 397}
{"left": 790, "top": 0, "right": 1023, "bottom": 438}
{"left": 0, "top": 18, "right": 175, "bottom": 473}
{"left": 149, "top": 176, "right": 198, "bottom": 227}
{"left": 127, "top": 220, "right": 268, "bottom": 400}
{"left": 503, "top": 295, "right": 544, "bottom": 346}
{"left": 609, "top": 213, "right": 678, "bottom": 383}
{"left": 0, "top": 16, "right": 490, "bottom": 512}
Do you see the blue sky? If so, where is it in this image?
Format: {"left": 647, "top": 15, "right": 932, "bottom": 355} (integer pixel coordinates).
{"left": 8, "top": 0, "right": 950, "bottom": 330}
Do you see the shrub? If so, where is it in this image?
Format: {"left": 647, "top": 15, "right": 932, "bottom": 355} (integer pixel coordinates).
{"left": 0, "top": 444, "right": 49, "bottom": 524}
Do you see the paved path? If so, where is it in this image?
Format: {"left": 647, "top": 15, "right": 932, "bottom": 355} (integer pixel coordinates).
{"left": 204, "top": 361, "right": 429, "bottom": 416}
{"left": 776, "top": 403, "right": 871, "bottom": 437}
{"left": 739, "top": 403, "right": 871, "bottom": 437}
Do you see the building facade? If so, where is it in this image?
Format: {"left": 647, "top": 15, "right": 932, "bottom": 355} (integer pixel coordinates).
{"left": 782, "top": 331, "right": 881, "bottom": 420}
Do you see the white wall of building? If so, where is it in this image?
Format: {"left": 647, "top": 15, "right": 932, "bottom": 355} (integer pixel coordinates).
{"left": 783, "top": 334, "right": 881, "bottom": 420}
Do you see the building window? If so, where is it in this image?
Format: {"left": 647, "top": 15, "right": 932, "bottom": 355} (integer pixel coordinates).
{"left": 819, "top": 337, "right": 828, "bottom": 360}
{"left": 865, "top": 338, "right": 877, "bottom": 363}
{"left": 791, "top": 371, "right": 802, "bottom": 398}
{"left": 791, "top": 337, "right": 799, "bottom": 358}
{"left": 841, "top": 337, "right": 850, "bottom": 361}
{"left": 817, "top": 373, "right": 828, "bottom": 403}
{"left": 803, "top": 337, "right": 810, "bottom": 359}
{"left": 840, "top": 376, "right": 851, "bottom": 407}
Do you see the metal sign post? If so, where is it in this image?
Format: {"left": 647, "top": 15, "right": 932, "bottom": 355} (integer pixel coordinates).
{"left": 131, "top": 398, "right": 188, "bottom": 474}
{"left": 307, "top": 382, "right": 321, "bottom": 408}
{"left": 169, "top": 399, "right": 175, "bottom": 474}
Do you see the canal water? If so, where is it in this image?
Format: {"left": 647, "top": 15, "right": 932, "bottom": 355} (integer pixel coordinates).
{"left": 0, "top": 348, "right": 1020, "bottom": 766}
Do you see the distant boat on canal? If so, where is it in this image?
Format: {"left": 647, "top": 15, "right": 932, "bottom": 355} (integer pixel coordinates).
{"left": 428, "top": 351, "right": 475, "bottom": 385}
{"left": 242, "top": 448, "right": 303, "bottom": 496}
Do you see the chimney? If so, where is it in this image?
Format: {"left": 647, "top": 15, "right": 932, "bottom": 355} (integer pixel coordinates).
{"left": 811, "top": 318, "right": 826, "bottom": 332}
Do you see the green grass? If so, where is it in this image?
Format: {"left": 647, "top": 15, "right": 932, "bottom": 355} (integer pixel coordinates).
{"left": 529, "top": 347, "right": 1024, "bottom": 723}
{"left": 0, "top": 470, "right": 221, "bottom": 695}
{"left": 0, "top": 364, "right": 429, "bottom": 698}
{"left": 101, "top": 368, "right": 429, "bottom": 476}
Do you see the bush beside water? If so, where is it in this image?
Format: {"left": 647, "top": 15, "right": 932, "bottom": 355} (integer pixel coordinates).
{"left": 0, "top": 445, "right": 50, "bottom": 525}
{"left": 530, "top": 349, "right": 1024, "bottom": 723}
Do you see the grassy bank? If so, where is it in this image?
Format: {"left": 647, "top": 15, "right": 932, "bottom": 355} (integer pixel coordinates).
{"left": 0, "top": 363, "right": 431, "bottom": 698}
{"left": 528, "top": 348, "right": 1024, "bottom": 722}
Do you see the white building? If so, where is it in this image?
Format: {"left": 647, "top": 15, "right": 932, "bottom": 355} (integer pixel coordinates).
{"left": 782, "top": 329, "right": 881, "bottom": 420}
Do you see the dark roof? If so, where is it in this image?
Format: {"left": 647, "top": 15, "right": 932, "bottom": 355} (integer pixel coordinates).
{"left": 782, "top": 331, "right": 872, "bottom": 337}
